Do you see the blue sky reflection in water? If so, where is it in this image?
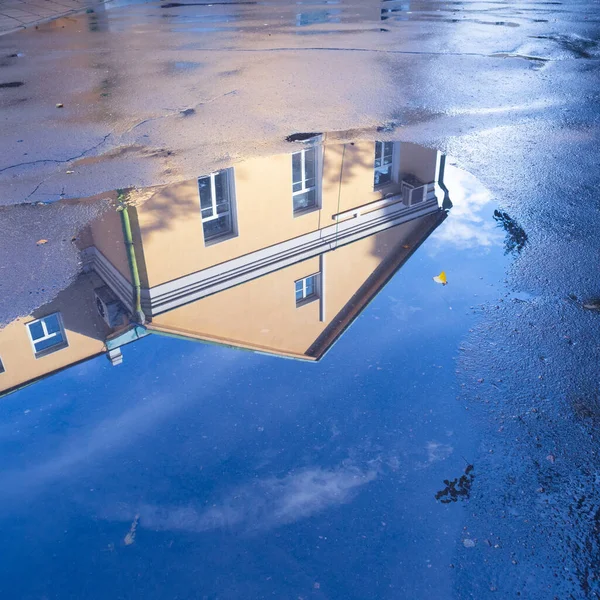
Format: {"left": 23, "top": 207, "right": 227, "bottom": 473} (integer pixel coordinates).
{"left": 0, "top": 164, "right": 512, "bottom": 599}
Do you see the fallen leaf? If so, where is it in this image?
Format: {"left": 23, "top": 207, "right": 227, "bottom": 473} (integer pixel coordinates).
{"left": 36, "top": 239, "right": 48, "bottom": 245}
{"left": 402, "top": 244, "right": 411, "bottom": 249}
{"left": 433, "top": 271, "right": 448, "bottom": 285}
{"left": 583, "top": 302, "right": 600, "bottom": 311}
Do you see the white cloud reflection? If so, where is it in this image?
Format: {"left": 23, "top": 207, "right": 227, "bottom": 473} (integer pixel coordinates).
{"left": 430, "top": 164, "right": 503, "bottom": 252}
{"left": 109, "top": 463, "right": 376, "bottom": 535}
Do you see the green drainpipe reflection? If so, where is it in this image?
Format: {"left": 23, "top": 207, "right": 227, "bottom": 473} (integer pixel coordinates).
{"left": 117, "top": 189, "right": 146, "bottom": 325}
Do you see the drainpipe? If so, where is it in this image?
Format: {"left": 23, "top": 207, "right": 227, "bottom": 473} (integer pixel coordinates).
{"left": 117, "top": 190, "right": 146, "bottom": 325}
{"left": 438, "top": 154, "right": 453, "bottom": 212}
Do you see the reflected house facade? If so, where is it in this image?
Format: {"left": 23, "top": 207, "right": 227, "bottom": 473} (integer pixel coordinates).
{"left": 292, "top": 0, "right": 410, "bottom": 26}
{"left": 0, "top": 139, "right": 448, "bottom": 395}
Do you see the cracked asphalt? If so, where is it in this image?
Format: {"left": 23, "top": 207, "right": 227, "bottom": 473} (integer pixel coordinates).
{"left": 0, "top": 0, "right": 597, "bottom": 206}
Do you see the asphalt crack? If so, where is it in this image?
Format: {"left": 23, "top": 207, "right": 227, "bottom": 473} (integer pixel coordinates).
{"left": 120, "top": 90, "right": 237, "bottom": 136}
{"left": 0, "top": 132, "right": 113, "bottom": 176}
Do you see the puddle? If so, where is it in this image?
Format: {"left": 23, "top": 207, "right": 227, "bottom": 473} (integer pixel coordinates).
{"left": 168, "top": 60, "right": 203, "bottom": 71}
{"left": 2, "top": 137, "right": 503, "bottom": 394}
{"left": 0, "top": 135, "right": 513, "bottom": 599}
{"left": 0, "top": 132, "right": 512, "bottom": 448}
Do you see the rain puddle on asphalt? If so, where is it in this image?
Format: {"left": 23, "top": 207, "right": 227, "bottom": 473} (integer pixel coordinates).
{"left": 1, "top": 137, "right": 512, "bottom": 393}
{"left": 0, "top": 136, "right": 522, "bottom": 598}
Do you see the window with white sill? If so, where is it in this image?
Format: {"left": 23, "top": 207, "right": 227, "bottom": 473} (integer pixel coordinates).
{"left": 295, "top": 273, "right": 320, "bottom": 306}
{"left": 374, "top": 141, "right": 395, "bottom": 188}
{"left": 198, "top": 168, "right": 237, "bottom": 243}
{"left": 292, "top": 147, "right": 319, "bottom": 214}
{"left": 27, "top": 313, "right": 68, "bottom": 358}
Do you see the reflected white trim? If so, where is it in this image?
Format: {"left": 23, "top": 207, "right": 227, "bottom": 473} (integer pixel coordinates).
{"left": 85, "top": 196, "right": 441, "bottom": 319}
{"left": 146, "top": 197, "right": 440, "bottom": 316}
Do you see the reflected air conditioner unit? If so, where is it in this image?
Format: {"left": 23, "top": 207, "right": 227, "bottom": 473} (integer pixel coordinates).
{"left": 401, "top": 176, "right": 427, "bottom": 207}
{"left": 94, "top": 286, "right": 127, "bottom": 328}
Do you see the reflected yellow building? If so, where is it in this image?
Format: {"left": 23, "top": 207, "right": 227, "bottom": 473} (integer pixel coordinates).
{"left": 0, "top": 139, "right": 448, "bottom": 395}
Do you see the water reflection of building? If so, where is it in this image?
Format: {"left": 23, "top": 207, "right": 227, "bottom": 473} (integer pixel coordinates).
{"left": 296, "top": 4, "right": 341, "bottom": 27}
{"left": 292, "top": 0, "right": 410, "bottom": 27}
{"left": 380, "top": 0, "right": 410, "bottom": 21}
{"left": 0, "top": 139, "right": 448, "bottom": 396}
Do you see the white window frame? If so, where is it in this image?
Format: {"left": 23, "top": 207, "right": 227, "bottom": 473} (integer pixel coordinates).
{"left": 295, "top": 272, "right": 320, "bottom": 307}
{"left": 198, "top": 168, "right": 237, "bottom": 245}
{"left": 27, "top": 312, "right": 68, "bottom": 358}
{"left": 292, "top": 145, "right": 322, "bottom": 216}
{"left": 373, "top": 141, "right": 396, "bottom": 189}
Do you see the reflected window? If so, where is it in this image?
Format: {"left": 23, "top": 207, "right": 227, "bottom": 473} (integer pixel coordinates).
{"left": 198, "top": 168, "right": 236, "bottom": 243}
{"left": 380, "top": 0, "right": 410, "bottom": 21}
{"left": 374, "top": 141, "right": 395, "bottom": 187}
{"left": 295, "top": 273, "right": 320, "bottom": 306}
{"left": 296, "top": 10, "right": 340, "bottom": 26}
{"left": 27, "top": 313, "right": 68, "bottom": 358}
{"left": 292, "top": 148, "right": 318, "bottom": 214}
{"left": 380, "top": 7, "right": 397, "bottom": 20}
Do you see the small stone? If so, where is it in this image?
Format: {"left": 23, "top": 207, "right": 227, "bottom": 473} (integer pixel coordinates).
{"left": 463, "top": 538, "right": 476, "bottom": 548}
{"left": 546, "top": 454, "right": 556, "bottom": 464}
